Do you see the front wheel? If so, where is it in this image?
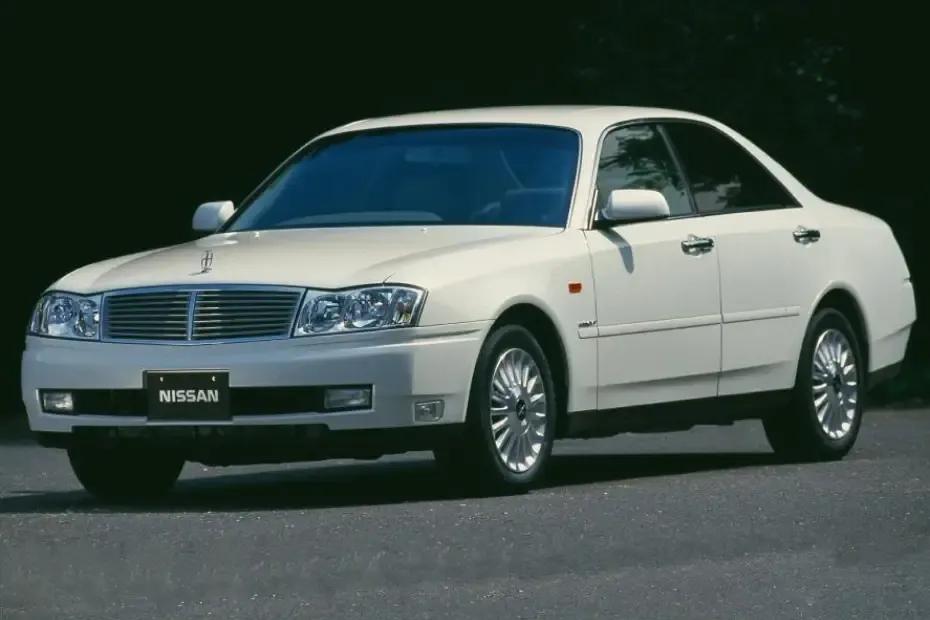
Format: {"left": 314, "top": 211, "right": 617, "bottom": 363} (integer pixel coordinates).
{"left": 434, "top": 324, "right": 557, "bottom": 493}
{"left": 764, "top": 308, "right": 865, "bottom": 461}
{"left": 68, "top": 445, "right": 184, "bottom": 501}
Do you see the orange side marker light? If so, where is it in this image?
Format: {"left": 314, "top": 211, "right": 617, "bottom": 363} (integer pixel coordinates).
{"left": 568, "top": 282, "right": 583, "bottom": 294}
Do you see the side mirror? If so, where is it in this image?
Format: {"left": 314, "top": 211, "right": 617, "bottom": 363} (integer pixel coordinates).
{"left": 599, "top": 189, "right": 670, "bottom": 224}
{"left": 192, "top": 200, "right": 235, "bottom": 233}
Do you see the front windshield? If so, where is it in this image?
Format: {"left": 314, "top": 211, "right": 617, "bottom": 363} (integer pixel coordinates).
{"left": 226, "top": 125, "right": 579, "bottom": 231}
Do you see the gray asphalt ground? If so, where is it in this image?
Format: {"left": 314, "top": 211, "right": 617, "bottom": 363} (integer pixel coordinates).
{"left": 1, "top": 408, "right": 928, "bottom": 619}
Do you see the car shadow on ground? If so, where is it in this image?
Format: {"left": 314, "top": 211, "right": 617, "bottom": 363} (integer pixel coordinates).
{"left": 0, "top": 451, "right": 780, "bottom": 515}
{"left": 0, "top": 414, "right": 31, "bottom": 445}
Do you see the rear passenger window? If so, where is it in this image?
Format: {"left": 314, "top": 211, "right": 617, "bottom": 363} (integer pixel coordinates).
{"left": 664, "top": 123, "right": 798, "bottom": 213}
{"left": 596, "top": 124, "right": 692, "bottom": 217}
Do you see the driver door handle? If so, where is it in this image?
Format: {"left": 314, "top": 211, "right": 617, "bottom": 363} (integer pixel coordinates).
{"left": 681, "top": 235, "right": 714, "bottom": 255}
{"left": 793, "top": 226, "right": 821, "bottom": 244}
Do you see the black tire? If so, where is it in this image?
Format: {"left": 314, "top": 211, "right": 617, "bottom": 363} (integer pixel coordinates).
{"left": 68, "top": 445, "right": 184, "bottom": 501}
{"left": 763, "top": 308, "right": 865, "bottom": 461}
{"left": 433, "top": 324, "right": 557, "bottom": 493}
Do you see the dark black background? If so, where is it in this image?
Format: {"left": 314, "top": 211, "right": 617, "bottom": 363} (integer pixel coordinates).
{"left": 3, "top": 1, "right": 924, "bottom": 415}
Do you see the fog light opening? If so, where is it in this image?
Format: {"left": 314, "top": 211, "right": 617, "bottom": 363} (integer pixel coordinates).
{"left": 323, "top": 386, "right": 372, "bottom": 411}
{"left": 414, "top": 400, "right": 444, "bottom": 422}
{"left": 41, "top": 391, "right": 74, "bottom": 414}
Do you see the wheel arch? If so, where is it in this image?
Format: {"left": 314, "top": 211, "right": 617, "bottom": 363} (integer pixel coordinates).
{"left": 491, "top": 302, "right": 571, "bottom": 438}
{"left": 810, "top": 285, "right": 870, "bottom": 374}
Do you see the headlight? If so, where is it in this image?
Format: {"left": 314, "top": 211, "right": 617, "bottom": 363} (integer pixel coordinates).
{"left": 294, "top": 285, "right": 425, "bottom": 336}
{"left": 29, "top": 292, "right": 101, "bottom": 340}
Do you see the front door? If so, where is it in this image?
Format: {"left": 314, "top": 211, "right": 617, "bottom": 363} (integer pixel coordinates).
{"left": 586, "top": 123, "right": 722, "bottom": 410}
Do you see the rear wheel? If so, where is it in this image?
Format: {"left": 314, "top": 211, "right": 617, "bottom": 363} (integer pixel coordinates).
{"left": 764, "top": 308, "right": 864, "bottom": 461}
{"left": 68, "top": 445, "right": 184, "bottom": 501}
{"left": 434, "top": 324, "right": 556, "bottom": 492}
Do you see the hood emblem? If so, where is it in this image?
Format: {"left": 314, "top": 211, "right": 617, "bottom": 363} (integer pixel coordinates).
{"left": 197, "top": 250, "right": 214, "bottom": 274}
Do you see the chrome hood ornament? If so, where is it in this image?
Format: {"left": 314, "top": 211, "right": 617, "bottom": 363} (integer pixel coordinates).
{"left": 198, "top": 250, "right": 214, "bottom": 274}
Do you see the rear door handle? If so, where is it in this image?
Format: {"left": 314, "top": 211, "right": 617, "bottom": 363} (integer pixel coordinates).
{"left": 681, "top": 235, "right": 714, "bottom": 255}
{"left": 793, "top": 226, "right": 821, "bottom": 244}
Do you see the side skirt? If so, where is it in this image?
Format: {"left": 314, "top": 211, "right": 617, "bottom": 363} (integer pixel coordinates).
{"left": 564, "top": 390, "right": 793, "bottom": 438}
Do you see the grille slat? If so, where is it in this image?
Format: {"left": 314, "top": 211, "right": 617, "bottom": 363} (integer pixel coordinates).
{"left": 197, "top": 293, "right": 297, "bottom": 298}
{"left": 196, "top": 315, "right": 295, "bottom": 323}
{"left": 194, "top": 304, "right": 296, "bottom": 311}
{"left": 107, "top": 306, "right": 189, "bottom": 312}
{"left": 198, "top": 293, "right": 297, "bottom": 296}
{"left": 105, "top": 330, "right": 188, "bottom": 335}
{"left": 105, "top": 319, "right": 189, "bottom": 324}
{"left": 103, "top": 288, "right": 301, "bottom": 343}
{"left": 195, "top": 302, "right": 297, "bottom": 307}
{"left": 106, "top": 325, "right": 189, "bottom": 330}
{"left": 195, "top": 311, "right": 295, "bottom": 317}
{"left": 108, "top": 297, "right": 190, "bottom": 304}
{"left": 106, "top": 333, "right": 189, "bottom": 340}
{"left": 197, "top": 294, "right": 297, "bottom": 299}
{"left": 192, "top": 330, "right": 290, "bottom": 339}
{"left": 197, "top": 321, "right": 290, "bottom": 332}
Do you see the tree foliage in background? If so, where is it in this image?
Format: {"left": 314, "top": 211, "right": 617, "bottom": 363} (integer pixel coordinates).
{"left": 559, "top": 1, "right": 863, "bottom": 204}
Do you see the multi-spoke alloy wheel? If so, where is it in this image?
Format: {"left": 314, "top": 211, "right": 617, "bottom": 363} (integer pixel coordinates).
{"left": 433, "top": 324, "right": 555, "bottom": 491}
{"left": 489, "top": 348, "right": 548, "bottom": 473}
{"left": 763, "top": 308, "right": 864, "bottom": 461}
{"left": 811, "top": 328, "right": 858, "bottom": 440}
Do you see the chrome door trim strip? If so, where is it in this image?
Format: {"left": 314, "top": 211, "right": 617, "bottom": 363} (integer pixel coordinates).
{"left": 596, "top": 313, "right": 720, "bottom": 337}
{"left": 722, "top": 306, "right": 801, "bottom": 324}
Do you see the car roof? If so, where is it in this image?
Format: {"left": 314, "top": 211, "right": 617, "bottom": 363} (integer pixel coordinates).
{"left": 320, "top": 105, "right": 708, "bottom": 137}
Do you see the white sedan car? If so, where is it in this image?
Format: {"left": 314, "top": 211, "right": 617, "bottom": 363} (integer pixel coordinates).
{"left": 23, "top": 106, "right": 915, "bottom": 498}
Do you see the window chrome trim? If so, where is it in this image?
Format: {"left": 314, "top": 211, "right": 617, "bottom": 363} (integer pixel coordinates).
{"left": 100, "top": 284, "right": 307, "bottom": 346}
{"left": 585, "top": 117, "right": 803, "bottom": 229}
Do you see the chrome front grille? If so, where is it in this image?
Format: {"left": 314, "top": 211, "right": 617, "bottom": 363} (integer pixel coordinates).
{"left": 104, "top": 291, "right": 192, "bottom": 341}
{"left": 192, "top": 289, "right": 302, "bottom": 340}
{"left": 102, "top": 287, "right": 303, "bottom": 343}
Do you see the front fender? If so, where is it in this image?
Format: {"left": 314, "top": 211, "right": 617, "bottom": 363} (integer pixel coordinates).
{"left": 388, "top": 229, "right": 599, "bottom": 412}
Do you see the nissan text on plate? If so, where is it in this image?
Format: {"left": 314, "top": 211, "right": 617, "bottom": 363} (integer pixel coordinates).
{"left": 22, "top": 106, "right": 916, "bottom": 499}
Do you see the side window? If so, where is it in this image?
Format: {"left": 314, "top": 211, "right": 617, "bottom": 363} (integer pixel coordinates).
{"left": 596, "top": 124, "right": 692, "bottom": 217}
{"left": 663, "top": 123, "right": 798, "bottom": 213}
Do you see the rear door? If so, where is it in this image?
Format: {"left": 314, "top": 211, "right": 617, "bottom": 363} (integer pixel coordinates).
{"left": 662, "top": 121, "right": 824, "bottom": 396}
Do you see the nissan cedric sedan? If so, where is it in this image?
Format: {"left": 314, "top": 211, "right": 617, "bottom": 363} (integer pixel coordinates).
{"left": 23, "top": 106, "right": 916, "bottom": 499}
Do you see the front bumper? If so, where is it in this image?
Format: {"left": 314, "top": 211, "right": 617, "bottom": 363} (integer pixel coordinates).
{"left": 22, "top": 321, "right": 490, "bottom": 436}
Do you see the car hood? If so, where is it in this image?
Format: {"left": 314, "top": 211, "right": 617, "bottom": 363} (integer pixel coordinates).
{"left": 52, "top": 226, "right": 559, "bottom": 293}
